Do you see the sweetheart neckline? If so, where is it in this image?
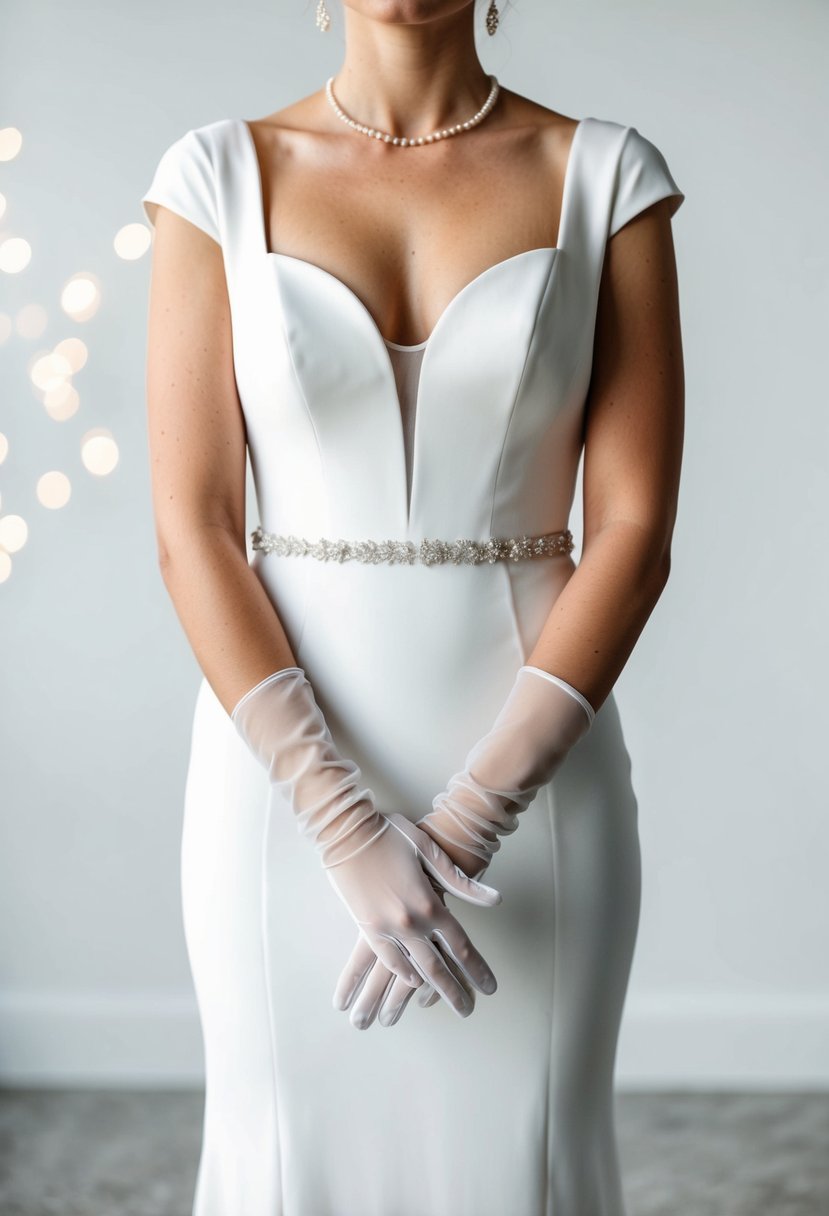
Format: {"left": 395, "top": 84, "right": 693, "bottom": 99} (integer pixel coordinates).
{"left": 236, "top": 115, "right": 586, "bottom": 351}
{"left": 269, "top": 245, "right": 559, "bottom": 362}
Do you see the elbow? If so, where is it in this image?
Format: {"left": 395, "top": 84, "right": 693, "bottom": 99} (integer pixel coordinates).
{"left": 156, "top": 529, "right": 182, "bottom": 580}
{"left": 589, "top": 517, "right": 674, "bottom": 591}
{"left": 156, "top": 519, "right": 243, "bottom": 579}
{"left": 638, "top": 520, "right": 672, "bottom": 591}
{"left": 157, "top": 542, "right": 175, "bottom": 581}
{"left": 645, "top": 545, "right": 672, "bottom": 601}
{"left": 634, "top": 530, "right": 672, "bottom": 600}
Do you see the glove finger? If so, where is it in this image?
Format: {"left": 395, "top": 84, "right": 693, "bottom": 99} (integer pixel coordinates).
{"left": 419, "top": 984, "right": 441, "bottom": 1008}
{"left": 377, "top": 970, "right": 417, "bottom": 1020}
{"left": 439, "top": 949, "right": 477, "bottom": 1010}
{"left": 429, "top": 913, "right": 498, "bottom": 997}
{"left": 378, "top": 979, "right": 419, "bottom": 1028}
{"left": 401, "top": 888, "right": 453, "bottom": 1011}
{"left": 422, "top": 885, "right": 451, "bottom": 1008}
{"left": 379, "top": 954, "right": 451, "bottom": 1022}
{"left": 422, "top": 850, "right": 502, "bottom": 907}
{"left": 349, "top": 965, "right": 397, "bottom": 1031}
{"left": 367, "top": 931, "right": 424, "bottom": 989}
{"left": 386, "top": 813, "right": 502, "bottom": 907}
{"left": 332, "top": 933, "right": 378, "bottom": 1012}
{"left": 405, "top": 937, "right": 475, "bottom": 1018}
{"left": 414, "top": 979, "right": 438, "bottom": 1007}
{"left": 410, "top": 953, "right": 473, "bottom": 1016}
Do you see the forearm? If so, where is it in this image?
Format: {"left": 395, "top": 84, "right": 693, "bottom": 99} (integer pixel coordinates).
{"left": 158, "top": 523, "right": 297, "bottom": 717}
{"left": 418, "top": 519, "right": 671, "bottom": 877}
{"left": 526, "top": 518, "right": 671, "bottom": 714}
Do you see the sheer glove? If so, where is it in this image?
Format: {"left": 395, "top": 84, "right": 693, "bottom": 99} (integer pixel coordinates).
{"left": 231, "top": 668, "right": 503, "bottom": 1018}
{"left": 416, "top": 664, "right": 595, "bottom": 875}
{"left": 331, "top": 664, "right": 595, "bottom": 1027}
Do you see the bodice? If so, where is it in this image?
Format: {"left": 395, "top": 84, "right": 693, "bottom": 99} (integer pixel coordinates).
{"left": 141, "top": 114, "right": 684, "bottom": 546}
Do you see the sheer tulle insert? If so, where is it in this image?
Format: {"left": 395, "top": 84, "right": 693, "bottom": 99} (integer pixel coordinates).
{"left": 385, "top": 341, "right": 426, "bottom": 511}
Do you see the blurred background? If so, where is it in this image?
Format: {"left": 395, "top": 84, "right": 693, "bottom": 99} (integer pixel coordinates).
{"left": 1, "top": 0, "right": 827, "bottom": 1212}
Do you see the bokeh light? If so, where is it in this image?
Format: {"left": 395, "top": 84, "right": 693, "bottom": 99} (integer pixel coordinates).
{"left": 0, "top": 514, "right": 28, "bottom": 552}
{"left": 53, "top": 336, "right": 88, "bottom": 372}
{"left": 29, "top": 349, "right": 72, "bottom": 393}
{"left": 114, "top": 223, "right": 152, "bottom": 260}
{"left": 0, "top": 237, "right": 32, "bottom": 274}
{"left": 81, "top": 428, "right": 119, "bottom": 476}
{"left": 0, "top": 125, "right": 143, "bottom": 589}
{"left": 43, "top": 381, "right": 80, "bottom": 421}
{"left": 60, "top": 273, "right": 101, "bottom": 322}
{"left": 37, "top": 471, "right": 72, "bottom": 509}
{"left": 0, "top": 127, "right": 23, "bottom": 161}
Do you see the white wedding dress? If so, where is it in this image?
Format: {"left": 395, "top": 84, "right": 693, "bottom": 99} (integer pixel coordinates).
{"left": 142, "top": 112, "right": 683, "bottom": 1216}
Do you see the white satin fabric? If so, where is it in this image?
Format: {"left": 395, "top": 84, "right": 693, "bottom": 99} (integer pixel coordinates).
{"left": 142, "top": 114, "right": 684, "bottom": 1216}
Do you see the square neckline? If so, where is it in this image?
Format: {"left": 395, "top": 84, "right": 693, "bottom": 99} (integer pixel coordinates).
{"left": 237, "top": 113, "right": 587, "bottom": 349}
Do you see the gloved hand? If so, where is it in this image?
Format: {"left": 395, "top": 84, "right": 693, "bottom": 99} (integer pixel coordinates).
{"left": 231, "top": 667, "right": 503, "bottom": 1021}
{"left": 331, "top": 664, "right": 595, "bottom": 1027}
{"left": 333, "top": 875, "right": 464, "bottom": 1030}
{"left": 329, "top": 815, "right": 499, "bottom": 1026}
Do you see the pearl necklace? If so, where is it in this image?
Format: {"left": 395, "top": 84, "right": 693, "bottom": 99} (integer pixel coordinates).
{"left": 324, "top": 74, "right": 500, "bottom": 147}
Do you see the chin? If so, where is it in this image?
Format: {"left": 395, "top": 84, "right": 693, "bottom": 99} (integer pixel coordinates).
{"left": 342, "top": 0, "right": 474, "bottom": 26}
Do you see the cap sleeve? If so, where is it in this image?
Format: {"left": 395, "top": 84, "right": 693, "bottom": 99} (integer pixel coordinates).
{"left": 609, "top": 126, "right": 685, "bottom": 239}
{"left": 141, "top": 128, "right": 220, "bottom": 246}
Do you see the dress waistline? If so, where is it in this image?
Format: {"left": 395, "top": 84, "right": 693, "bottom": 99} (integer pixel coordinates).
{"left": 250, "top": 524, "right": 574, "bottom": 567}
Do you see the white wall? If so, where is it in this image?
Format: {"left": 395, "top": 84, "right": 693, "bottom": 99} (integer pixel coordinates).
{"left": 1, "top": 0, "right": 827, "bottom": 1088}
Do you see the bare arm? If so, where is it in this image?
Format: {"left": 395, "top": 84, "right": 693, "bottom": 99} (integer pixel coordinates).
{"left": 145, "top": 206, "right": 296, "bottom": 716}
{"left": 525, "top": 195, "right": 685, "bottom": 710}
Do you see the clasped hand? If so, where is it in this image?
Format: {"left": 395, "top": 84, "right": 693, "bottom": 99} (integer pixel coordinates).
{"left": 327, "top": 812, "right": 501, "bottom": 1029}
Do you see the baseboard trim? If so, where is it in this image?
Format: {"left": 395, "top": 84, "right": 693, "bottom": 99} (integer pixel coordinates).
{"left": 1, "top": 990, "right": 827, "bottom": 1089}
{"left": 0, "top": 991, "right": 204, "bottom": 1088}
{"left": 617, "top": 993, "right": 829, "bottom": 1089}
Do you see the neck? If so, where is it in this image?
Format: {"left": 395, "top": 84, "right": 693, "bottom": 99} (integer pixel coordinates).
{"left": 333, "top": 4, "right": 491, "bottom": 138}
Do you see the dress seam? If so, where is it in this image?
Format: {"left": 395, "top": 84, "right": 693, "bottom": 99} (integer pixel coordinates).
{"left": 487, "top": 253, "right": 558, "bottom": 540}
{"left": 540, "top": 780, "right": 557, "bottom": 1216}
{"left": 260, "top": 795, "right": 287, "bottom": 1215}
{"left": 270, "top": 279, "right": 322, "bottom": 659}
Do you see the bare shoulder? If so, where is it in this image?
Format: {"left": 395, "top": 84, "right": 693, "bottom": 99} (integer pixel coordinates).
{"left": 493, "top": 87, "right": 580, "bottom": 144}
{"left": 245, "top": 88, "right": 328, "bottom": 139}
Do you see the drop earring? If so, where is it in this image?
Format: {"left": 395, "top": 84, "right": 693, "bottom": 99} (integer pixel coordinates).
{"left": 485, "top": 0, "right": 499, "bottom": 35}
{"left": 315, "top": 0, "right": 331, "bottom": 32}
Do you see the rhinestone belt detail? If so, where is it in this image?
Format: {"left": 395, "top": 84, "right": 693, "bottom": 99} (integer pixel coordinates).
{"left": 250, "top": 525, "right": 574, "bottom": 567}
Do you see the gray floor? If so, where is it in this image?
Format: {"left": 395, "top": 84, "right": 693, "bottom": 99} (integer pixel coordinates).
{"left": 1, "top": 1089, "right": 827, "bottom": 1215}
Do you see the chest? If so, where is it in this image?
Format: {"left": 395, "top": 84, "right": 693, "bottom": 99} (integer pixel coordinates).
{"left": 245, "top": 121, "right": 582, "bottom": 346}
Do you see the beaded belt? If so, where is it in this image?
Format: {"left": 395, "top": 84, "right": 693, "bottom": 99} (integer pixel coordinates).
{"left": 251, "top": 524, "right": 574, "bottom": 567}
